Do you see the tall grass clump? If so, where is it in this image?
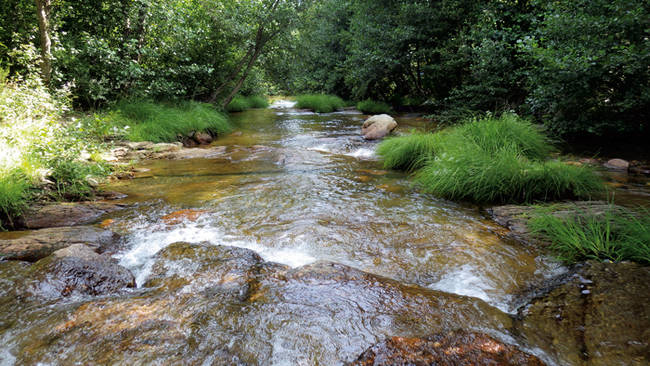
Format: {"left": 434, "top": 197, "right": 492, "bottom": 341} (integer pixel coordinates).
{"left": 295, "top": 94, "right": 344, "bottom": 113}
{"left": 378, "top": 113, "right": 604, "bottom": 203}
{"left": 99, "top": 100, "right": 231, "bottom": 142}
{"left": 225, "top": 95, "right": 268, "bottom": 112}
{"left": 0, "top": 170, "right": 30, "bottom": 228}
{"left": 529, "top": 206, "right": 650, "bottom": 264}
{"left": 376, "top": 133, "right": 444, "bottom": 171}
{"left": 357, "top": 100, "right": 392, "bottom": 114}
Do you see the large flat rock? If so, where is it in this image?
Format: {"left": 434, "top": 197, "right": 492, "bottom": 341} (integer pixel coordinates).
{"left": 0, "top": 226, "right": 119, "bottom": 262}
{"left": 18, "top": 202, "right": 127, "bottom": 229}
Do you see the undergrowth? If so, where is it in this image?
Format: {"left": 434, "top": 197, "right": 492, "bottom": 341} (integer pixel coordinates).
{"left": 529, "top": 206, "right": 650, "bottom": 264}
{"left": 295, "top": 94, "right": 344, "bottom": 113}
{"left": 357, "top": 100, "right": 392, "bottom": 114}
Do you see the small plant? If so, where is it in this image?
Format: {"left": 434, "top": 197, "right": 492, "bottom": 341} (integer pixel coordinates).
{"left": 0, "top": 170, "right": 31, "bottom": 228}
{"left": 357, "top": 100, "right": 392, "bottom": 114}
{"left": 529, "top": 206, "right": 650, "bottom": 264}
{"left": 295, "top": 94, "right": 344, "bottom": 113}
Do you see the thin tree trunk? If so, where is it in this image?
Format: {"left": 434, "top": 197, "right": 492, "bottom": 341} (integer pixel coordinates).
{"left": 35, "top": 0, "right": 52, "bottom": 85}
{"left": 220, "top": 46, "right": 263, "bottom": 108}
{"left": 207, "top": 46, "right": 254, "bottom": 103}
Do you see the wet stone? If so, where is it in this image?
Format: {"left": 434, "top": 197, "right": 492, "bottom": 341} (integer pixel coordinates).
{"left": 350, "top": 331, "right": 545, "bottom": 366}
{"left": 17, "top": 202, "right": 127, "bottom": 229}
{"left": 516, "top": 261, "right": 650, "bottom": 366}
{"left": 29, "top": 244, "right": 135, "bottom": 298}
{"left": 0, "top": 226, "right": 120, "bottom": 262}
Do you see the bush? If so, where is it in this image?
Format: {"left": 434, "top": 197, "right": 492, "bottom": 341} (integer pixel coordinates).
{"left": 378, "top": 113, "right": 604, "bottom": 203}
{"left": 295, "top": 94, "right": 344, "bottom": 113}
{"left": 357, "top": 100, "right": 392, "bottom": 114}
{"left": 225, "top": 95, "right": 269, "bottom": 112}
{"left": 529, "top": 206, "right": 650, "bottom": 264}
{"left": 96, "top": 100, "right": 231, "bottom": 142}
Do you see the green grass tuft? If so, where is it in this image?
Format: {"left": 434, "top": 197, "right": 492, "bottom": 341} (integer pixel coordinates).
{"left": 378, "top": 113, "right": 604, "bottom": 203}
{"left": 529, "top": 206, "right": 650, "bottom": 264}
{"left": 0, "top": 170, "right": 31, "bottom": 228}
{"left": 357, "top": 100, "right": 392, "bottom": 114}
{"left": 100, "top": 100, "right": 231, "bottom": 142}
{"left": 226, "top": 95, "right": 269, "bottom": 112}
{"left": 377, "top": 133, "right": 444, "bottom": 171}
{"left": 295, "top": 94, "right": 344, "bottom": 113}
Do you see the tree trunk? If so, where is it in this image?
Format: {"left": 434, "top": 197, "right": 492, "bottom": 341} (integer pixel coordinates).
{"left": 207, "top": 46, "right": 255, "bottom": 103}
{"left": 220, "top": 46, "right": 263, "bottom": 108}
{"left": 35, "top": 0, "right": 52, "bottom": 85}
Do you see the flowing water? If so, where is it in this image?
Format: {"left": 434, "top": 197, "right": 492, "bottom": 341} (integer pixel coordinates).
{"left": 2, "top": 105, "right": 647, "bottom": 365}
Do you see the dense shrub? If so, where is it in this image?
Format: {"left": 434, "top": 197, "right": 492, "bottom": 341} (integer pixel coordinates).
{"left": 295, "top": 94, "right": 344, "bottom": 113}
{"left": 529, "top": 206, "right": 650, "bottom": 264}
{"left": 357, "top": 100, "right": 391, "bottom": 114}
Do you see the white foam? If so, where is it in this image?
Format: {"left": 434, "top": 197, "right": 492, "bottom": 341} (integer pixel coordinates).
{"left": 428, "top": 264, "right": 509, "bottom": 311}
{"left": 270, "top": 100, "right": 298, "bottom": 109}
{"left": 115, "top": 216, "right": 316, "bottom": 287}
{"left": 346, "top": 148, "right": 376, "bottom": 159}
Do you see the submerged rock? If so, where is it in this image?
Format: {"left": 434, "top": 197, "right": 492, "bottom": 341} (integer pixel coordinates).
{"left": 29, "top": 244, "right": 135, "bottom": 298}
{"left": 603, "top": 158, "right": 629, "bottom": 171}
{"left": 9, "top": 249, "right": 513, "bottom": 365}
{"left": 516, "top": 261, "right": 650, "bottom": 366}
{"left": 361, "top": 114, "right": 398, "bottom": 140}
{"left": 18, "top": 202, "right": 127, "bottom": 229}
{"left": 351, "top": 331, "right": 545, "bottom": 366}
{"left": 157, "top": 146, "right": 228, "bottom": 160}
{"left": 160, "top": 209, "right": 208, "bottom": 225}
{"left": 0, "top": 226, "right": 119, "bottom": 262}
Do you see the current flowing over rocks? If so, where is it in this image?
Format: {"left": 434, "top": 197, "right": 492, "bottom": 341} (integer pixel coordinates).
{"left": 1, "top": 105, "right": 649, "bottom": 365}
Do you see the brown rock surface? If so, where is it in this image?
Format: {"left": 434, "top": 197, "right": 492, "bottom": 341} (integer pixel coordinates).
{"left": 0, "top": 226, "right": 119, "bottom": 261}
{"left": 351, "top": 331, "right": 545, "bottom": 366}
{"left": 361, "top": 114, "right": 398, "bottom": 140}
{"left": 18, "top": 202, "right": 127, "bottom": 229}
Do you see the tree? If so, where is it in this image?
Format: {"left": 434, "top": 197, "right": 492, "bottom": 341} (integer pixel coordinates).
{"left": 34, "top": 0, "right": 52, "bottom": 84}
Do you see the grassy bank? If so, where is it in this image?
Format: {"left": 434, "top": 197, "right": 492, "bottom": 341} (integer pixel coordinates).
{"left": 378, "top": 114, "right": 604, "bottom": 203}
{"left": 529, "top": 206, "right": 650, "bottom": 264}
{"left": 295, "top": 94, "right": 344, "bottom": 113}
{"left": 88, "top": 100, "right": 231, "bottom": 143}
{"left": 225, "top": 95, "right": 269, "bottom": 112}
{"left": 0, "top": 76, "right": 109, "bottom": 228}
{"left": 357, "top": 100, "right": 392, "bottom": 114}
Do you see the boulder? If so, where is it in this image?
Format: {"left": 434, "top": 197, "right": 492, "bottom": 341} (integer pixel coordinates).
{"left": 351, "top": 331, "right": 545, "bottom": 366}
{"left": 30, "top": 244, "right": 135, "bottom": 298}
{"left": 361, "top": 114, "right": 398, "bottom": 140}
{"left": 0, "top": 226, "right": 119, "bottom": 262}
{"left": 17, "top": 202, "right": 127, "bottom": 229}
{"left": 604, "top": 158, "right": 629, "bottom": 171}
{"left": 516, "top": 261, "right": 650, "bottom": 366}
{"left": 193, "top": 131, "right": 213, "bottom": 145}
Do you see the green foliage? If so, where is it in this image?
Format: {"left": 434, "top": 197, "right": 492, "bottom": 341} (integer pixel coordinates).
{"left": 529, "top": 206, "right": 650, "bottom": 264}
{"left": 377, "top": 133, "right": 443, "bottom": 171}
{"left": 357, "top": 100, "right": 391, "bottom": 114}
{"left": 225, "top": 95, "right": 268, "bottom": 112}
{"left": 0, "top": 73, "right": 108, "bottom": 226}
{"left": 295, "top": 94, "right": 344, "bottom": 113}
{"left": 0, "top": 169, "right": 30, "bottom": 228}
{"left": 95, "top": 100, "right": 231, "bottom": 143}
{"left": 379, "top": 114, "right": 603, "bottom": 203}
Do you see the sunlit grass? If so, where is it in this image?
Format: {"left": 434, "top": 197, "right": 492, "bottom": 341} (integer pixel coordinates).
{"left": 95, "top": 100, "right": 232, "bottom": 142}
{"left": 378, "top": 113, "right": 604, "bottom": 203}
{"left": 295, "top": 94, "right": 344, "bottom": 113}
{"left": 225, "top": 95, "right": 269, "bottom": 112}
{"left": 529, "top": 206, "right": 650, "bottom": 264}
{"left": 357, "top": 100, "right": 392, "bottom": 114}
